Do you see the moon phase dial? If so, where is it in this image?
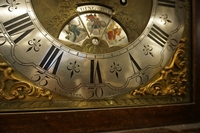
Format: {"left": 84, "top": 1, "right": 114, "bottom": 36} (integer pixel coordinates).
{"left": 31, "top": 0, "right": 153, "bottom": 54}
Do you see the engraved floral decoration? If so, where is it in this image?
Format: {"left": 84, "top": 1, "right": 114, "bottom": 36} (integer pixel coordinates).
{"left": 48, "top": 1, "right": 77, "bottom": 36}
{"left": 26, "top": 39, "right": 42, "bottom": 52}
{"left": 0, "top": 0, "right": 20, "bottom": 12}
{"left": 143, "top": 45, "right": 154, "bottom": 57}
{"left": 67, "top": 61, "right": 80, "bottom": 78}
{"left": 0, "top": 62, "right": 52, "bottom": 100}
{"left": 132, "top": 38, "right": 187, "bottom": 96}
{"left": 110, "top": 62, "right": 122, "bottom": 78}
{"left": 159, "top": 14, "right": 172, "bottom": 25}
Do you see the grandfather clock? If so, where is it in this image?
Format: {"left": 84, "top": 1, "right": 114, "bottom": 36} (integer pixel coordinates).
{"left": 0, "top": 0, "right": 199, "bottom": 132}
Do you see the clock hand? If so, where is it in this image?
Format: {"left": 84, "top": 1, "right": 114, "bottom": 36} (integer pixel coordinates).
{"left": 100, "top": 13, "right": 114, "bottom": 39}
{"left": 77, "top": 12, "right": 91, "bottom": 39}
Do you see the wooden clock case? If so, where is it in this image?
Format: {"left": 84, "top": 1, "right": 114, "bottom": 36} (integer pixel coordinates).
{"left": 0, "top": 0, "right": 200, "bottom": 132}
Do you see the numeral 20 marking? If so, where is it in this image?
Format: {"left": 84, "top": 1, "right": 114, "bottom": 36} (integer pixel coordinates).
{"left": 3, "top": 13, "right": 35, "bottom": 44}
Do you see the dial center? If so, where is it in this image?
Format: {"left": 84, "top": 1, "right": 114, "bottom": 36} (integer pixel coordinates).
{"left": 91, "top": 37, "right": 100, "bottom": 45}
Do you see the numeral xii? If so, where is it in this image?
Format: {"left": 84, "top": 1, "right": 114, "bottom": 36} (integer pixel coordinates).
{"left": 3, "top": 13, "right": 35, "bottom": 44}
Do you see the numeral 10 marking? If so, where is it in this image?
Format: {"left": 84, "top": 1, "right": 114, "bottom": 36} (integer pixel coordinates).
{"left": 148, "top": 24, "right": 169, "bottom": 47}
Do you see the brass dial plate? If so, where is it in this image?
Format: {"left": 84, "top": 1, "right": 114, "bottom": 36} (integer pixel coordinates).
{"left": 0, "top": 0, "right": 186, "bottom": 99}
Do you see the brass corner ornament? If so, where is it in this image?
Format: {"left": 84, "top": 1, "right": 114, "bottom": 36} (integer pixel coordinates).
{"left": 132, "top": 38, "right": 187, "bottom": 96}
{"left": 0, "top": 63, "right": 52, "bottom": 100}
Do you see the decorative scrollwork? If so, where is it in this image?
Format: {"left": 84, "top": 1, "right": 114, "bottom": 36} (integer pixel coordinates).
{"left": 67, "top": 61, "right": 80, "bottom": 78}
{"left": 0, "top": 0, "right": 20, "bottom": 12}
{"left": 26, "top": 39, "right": 42, "bottom": 52}
{"left": 159, "top": 14, "right": 172, "bottom": 25}
{"left": 132, "top": 38, "right": 187, "bottom": 96}
{"left": 143, "top": 45, "right": 154, "bottom": 57}
{"left": 48, "top": 1, "right": 77, "bottom": 36}
{"left": 110, "top": 62, "right": 122, "bottom": 78}
{"left": 0, "top": 63, "right": 52, "bottom": 100}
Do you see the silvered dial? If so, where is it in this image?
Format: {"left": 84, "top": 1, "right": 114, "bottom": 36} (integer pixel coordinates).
{"left": 0, "top": 0, "right": 186, "bottom": 99}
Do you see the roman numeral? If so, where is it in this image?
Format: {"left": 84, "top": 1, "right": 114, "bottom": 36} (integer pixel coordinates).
{"left": 3, "top": 13, "right": 35, "bottom": 44}
{"left": 90, "top": 60, "right": 102, "bottom": 83}
{"left": 39, "top": 45, "right": 63, "bottom": 75}
{"left": 129, "top": 53, "right": 141, "bottom": 73}
{"left": 147, "top": 24, "right": 169, "bottom": 47}
{"left": 158, "top": 0, "right": 176, "bottom": 8}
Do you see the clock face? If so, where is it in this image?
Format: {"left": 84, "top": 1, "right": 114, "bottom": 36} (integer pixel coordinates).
{"left": 0, "top": 0, "right": 186, "bottom": 99}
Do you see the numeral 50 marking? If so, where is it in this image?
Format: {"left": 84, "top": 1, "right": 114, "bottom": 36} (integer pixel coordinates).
{"left": 87, "top": 87, "right": 103, "bottom": 98}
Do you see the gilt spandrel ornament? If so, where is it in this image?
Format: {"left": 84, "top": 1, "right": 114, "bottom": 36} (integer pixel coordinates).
{"left": 132, "top": 38, "right": 187, "bottom": 96}
{"left": 0, "top": 62, "right": 52, "bottom": 101}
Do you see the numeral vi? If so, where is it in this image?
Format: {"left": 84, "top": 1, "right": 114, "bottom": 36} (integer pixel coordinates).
{"left": 90, "top": 60, "right": 102, "bottom": 84}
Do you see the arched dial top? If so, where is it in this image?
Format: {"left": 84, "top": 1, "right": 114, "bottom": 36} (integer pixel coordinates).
{"left": 0, "top": 0, "right": 186, "bottom": 99}
{"left": 31, "top": 0, "right": 153, "bottom": 56}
